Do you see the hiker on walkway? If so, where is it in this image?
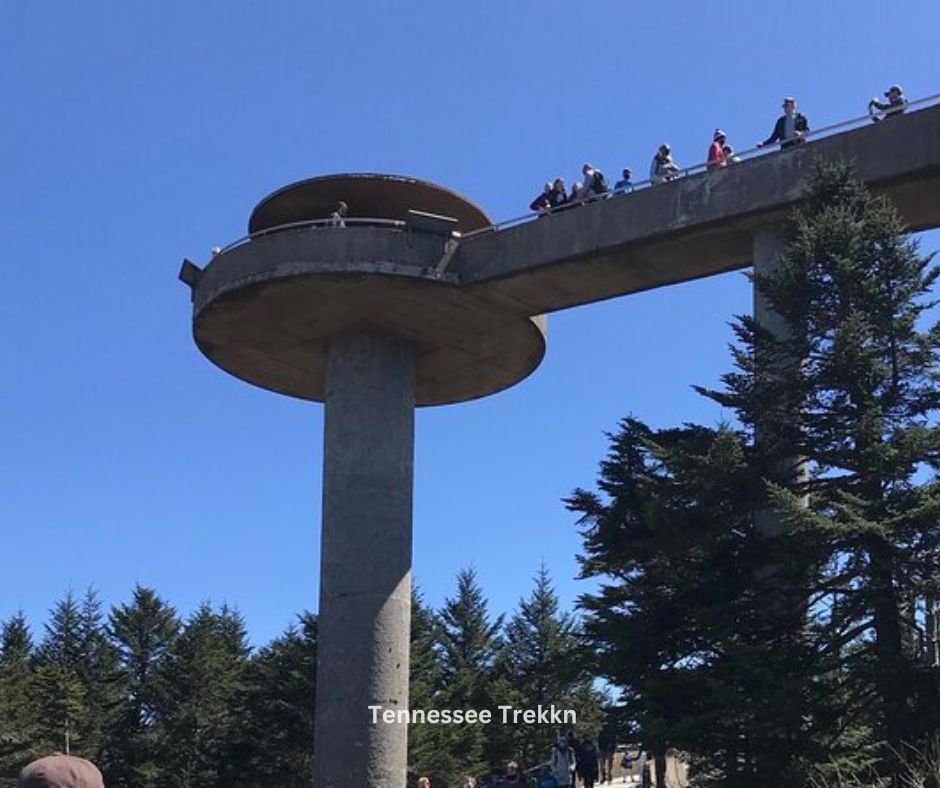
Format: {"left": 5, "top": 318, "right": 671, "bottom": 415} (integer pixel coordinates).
{"left": 530, "top": 182, "right": 553, "bottom": 214}
{"left": 723, "top": 143, "right": 741, "bottom": 164}
{"left": 612, "top": 168, "right": 634, "bottom": 195}
{"left": 707, "top": 129, "right": 728, "bottom": 169}
{"left": 650, "top": 144, "right": 680, "bottom": 184}
{"left": 569, "top": 182, "right": 584, "bottom": 204}
{"left": 581, "top": 163, "right": 609, "bottom": 200}
{"left": 869, "top": 84, "right": 907, "bottom": 121}
{"left": 549, "top": 178, "right": 569, "bottom": 210}
{"left": 328, "top": 201, "right": 349, "bottom": 227}
{"left": 757, "top": 96, "right": 809, "bottom": 149}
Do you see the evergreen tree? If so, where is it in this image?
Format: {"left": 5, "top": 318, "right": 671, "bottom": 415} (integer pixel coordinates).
{"left": 0, "top": 613, "right": 41, "bottom": 781}
{"left": 104, "top": 585, "right": 180, "bottom": 787}
{"left": 407, "top": 588, "right": 451, "bottom": 785}
{"left": 228, "top": 612, "right": 317, "bottom": 787}
{"left": 703, "top": 161, "right": 940, "bottom": 779}
{"left": 502, "top": 564, "right": 603, "bottom": 767}
{"left": 572, "top": 162, "right": 940, "bottom": 786}
{"left": 33, "top": 591, "right": 88, "bottom": 756}
{"left": 157, "top": 603, "right": 250, "bottom": 788}
{"left": 436, "top": 568, "right": 505, "bottom": 781}
{"left": 75, "top": 589, "right": 121, "bottom": 764}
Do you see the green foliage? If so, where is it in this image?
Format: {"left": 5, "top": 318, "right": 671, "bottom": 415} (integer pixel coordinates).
{"left": 572, "top": 161, "right": 940, "bottom": 786}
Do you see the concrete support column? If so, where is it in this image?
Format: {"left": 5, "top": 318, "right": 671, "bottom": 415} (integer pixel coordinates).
{"left": 314, "top": 331, "right": 415, "bottom": 788}
{"left": 752, "top": 223, "right": 805, "bottom": 537}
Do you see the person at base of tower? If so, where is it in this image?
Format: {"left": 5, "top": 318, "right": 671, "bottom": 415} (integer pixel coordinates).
{"left": 499, "top": 760, "right": 529, "bottom": 786}
{"left": 417, "top": 777, "right": 431, "bottom": 788}
{"left": 17, "top": 755, "right": 105, "bottom": 788}
{"left": 597, "top": 727, "right": 616, "bottom": 783}
{"left": 551, "top": 736, "right": 576, "bottom": 787}
{"left": 577, "top": 739, "right": 600, "bottom": 788}
{"left": 757, "top": 96, "right": 809, "bottom": 149}
{"left": 707, "top": 129, "right": 728, "bottom": 169}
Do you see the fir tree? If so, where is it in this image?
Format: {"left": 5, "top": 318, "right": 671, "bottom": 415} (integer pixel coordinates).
{"left": 227, "top": 612, "right": 317, "bottom": 787}
{"left": 436, "top": 568, "right": 505, "bottom": 781}
{"left": 0, "top": 613, "right": 41, "bottom": 781}
{"left": 104, "top": 585, "right": 180, "bottom": 787}
{"left": 157, "top": 603, "right": 250, "bottom": 788}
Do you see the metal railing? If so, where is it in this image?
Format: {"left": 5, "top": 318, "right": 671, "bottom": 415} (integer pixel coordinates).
{"left": 214, "top": 216, "right": 407, "bottom": 257}
{"left": 457, "top": 91, "right": 940, "bottom": 242}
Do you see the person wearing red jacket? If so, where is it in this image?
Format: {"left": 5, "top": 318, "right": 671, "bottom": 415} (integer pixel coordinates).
{"left": 707, "top": 129, "right": 728, "bottom": 169}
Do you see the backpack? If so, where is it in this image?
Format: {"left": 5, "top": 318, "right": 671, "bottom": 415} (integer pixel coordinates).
{"left": 593, "top": 170, "right": 609, "bottom": 194}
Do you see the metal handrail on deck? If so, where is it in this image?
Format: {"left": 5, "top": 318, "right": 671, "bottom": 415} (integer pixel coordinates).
{"left": 215, "top": 216, "right": 407, "bottom": 257}
{"left": 458, "top": 91, "right": 940, "bottom": 242}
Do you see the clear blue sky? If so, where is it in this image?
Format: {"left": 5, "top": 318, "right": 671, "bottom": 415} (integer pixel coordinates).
{"left": 2, "top": 0, "right": 939, "bottom": 646}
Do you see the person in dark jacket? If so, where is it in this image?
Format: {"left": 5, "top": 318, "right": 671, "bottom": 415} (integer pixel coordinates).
{"left": 530, "top": 182, "right": 553, "bottom": 214}
{"left": 869, "top": 84, "right": 907, "bottom": 121}
{"left": 549, "top": 178, "right": 568, "bottom": 210}
{"left": 757, "top": 96, "right": 809, "bottom": 149}
{"left": 576, "top": 740, "right": 599, "bottom": 788}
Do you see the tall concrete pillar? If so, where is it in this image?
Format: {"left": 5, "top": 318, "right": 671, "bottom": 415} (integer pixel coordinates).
{"left": 314, "top": 331, "right": 416, "bottom": 788}
{"left": 752, "top": 223, "right": 805, "bottom": 537}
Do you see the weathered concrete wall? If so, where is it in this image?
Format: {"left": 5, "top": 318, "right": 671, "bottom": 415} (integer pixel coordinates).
{"left": 454, "top": 103, "right": 940, "bottom": 316}
{"left": 314, "top": 331, "right": 415, "bottom": 788}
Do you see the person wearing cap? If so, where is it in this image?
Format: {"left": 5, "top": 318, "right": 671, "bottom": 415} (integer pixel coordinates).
{"left": 17, "top": 754, "right": 105, "bottom": 788}
{"left": 757, "top": 97, "right": 809, "bottom": 149}
{"left": 649, "top": 144, "right": 680, "bottom": 184}
{"left": 869, "top": 84, "right": 907, "bottom": 121}
{"left": 707, "top": 129, "right": 728, "bottom": 169}
{"left": 612, "top": 168, "right": 634, "bottom": 195}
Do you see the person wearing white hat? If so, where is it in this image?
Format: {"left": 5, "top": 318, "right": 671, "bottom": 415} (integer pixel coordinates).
{"left": 707, "top": 128, "right": 728, "bottom": 169}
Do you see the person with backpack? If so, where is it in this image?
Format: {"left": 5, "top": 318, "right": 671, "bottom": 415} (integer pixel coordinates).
{"left": 580, "top": 163, "right": 609, "bottom": 200}
{"left": 550, "top": 736, "right": 576, "bottom": 787}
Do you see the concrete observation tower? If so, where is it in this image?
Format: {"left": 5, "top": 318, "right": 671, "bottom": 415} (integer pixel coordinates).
{"left": 181, "top": 174, "right": 547, "bottom": 788}
{"left": 181, "top": 102, "right": 940, "bottom": 788}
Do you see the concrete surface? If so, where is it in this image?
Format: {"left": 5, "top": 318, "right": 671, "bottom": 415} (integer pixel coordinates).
{"left": 249, "top": 173, "right": 492, "bottom": 234}
{"left": 193, "top": 226, "right": 546, "bottom": 405}
{"left": 314, "top": 331, "right": 415, "bottom": 788}
{"left": 453, "top": 102, "right": 940, "bottom": 316}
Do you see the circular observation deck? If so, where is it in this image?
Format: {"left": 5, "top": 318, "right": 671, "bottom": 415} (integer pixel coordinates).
{"left": 190, "top": 174, "right": 546, "bottom": 407}
{"left": 249, "top": 173, "right": 492, "bottom": 235}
